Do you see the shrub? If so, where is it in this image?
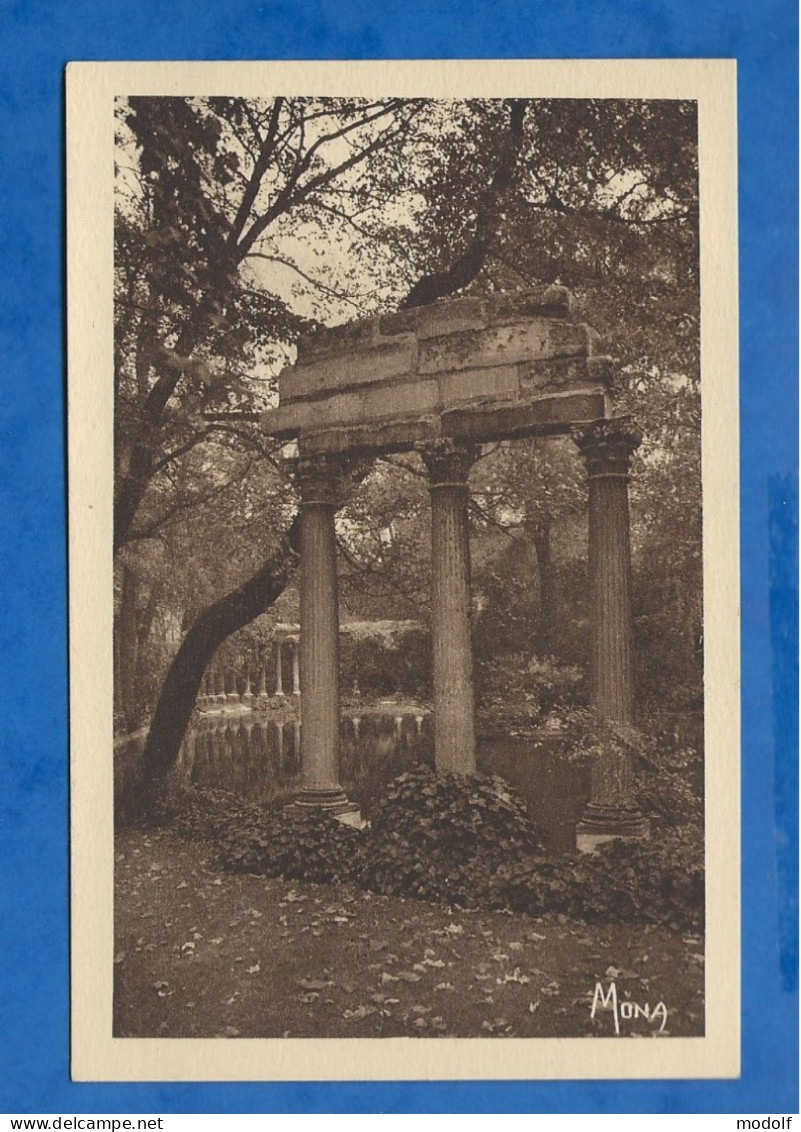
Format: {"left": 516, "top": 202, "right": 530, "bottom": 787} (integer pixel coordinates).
{"left": 339, "top": 625, "right": 431, "bottom": 699}
{"left": 494, "top": 825, "right": 704, "bottom": 931}
{"left": 358, "top": 765, "right": 543, "bottom": 906}
{"left": 166, "top": 766, "right": 703, "bottom": 930}
{"left": 216, "top": 805, "right": 364, "bottom": 884}
{"left": 170, "top": 786, "right": 255, "bottom": 840}
{"left": 476, "top": 654, "right": 585, "bottom": 732}
{"left": 578, "top": 826, "right": 704, "bottom": 930}
{"left": 536, "top": 707, "right": 704, "bottom": 830}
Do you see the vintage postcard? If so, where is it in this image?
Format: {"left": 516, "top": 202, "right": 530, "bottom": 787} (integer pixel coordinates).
{"left": 68, "top": 59, "right": 739, "bottom": 1081}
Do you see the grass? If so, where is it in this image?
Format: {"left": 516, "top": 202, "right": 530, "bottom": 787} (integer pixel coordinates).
{"left": 115, "top": 826, "right": 705, "bottom": 1039}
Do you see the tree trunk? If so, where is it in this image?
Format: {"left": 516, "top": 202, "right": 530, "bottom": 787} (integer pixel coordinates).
{"left": 116, "top": 563, "right": 141, "bottom": 731}
{"left": 531, "top": 518, "right": 554, "bottom": 653}
{"left": 133, "top": 517, "right": 300, "bottom": 815}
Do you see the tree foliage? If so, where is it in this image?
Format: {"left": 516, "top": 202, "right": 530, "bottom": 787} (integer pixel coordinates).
{"left": 113, "top": 95, "right": 703, "bottom": 802}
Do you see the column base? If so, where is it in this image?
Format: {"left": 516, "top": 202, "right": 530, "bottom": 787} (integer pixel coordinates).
{"left": 285, "top": 788, "right": 360, "bottom": 820}
{"left": 576, "top": 803, "right": 650, "bottom": 853}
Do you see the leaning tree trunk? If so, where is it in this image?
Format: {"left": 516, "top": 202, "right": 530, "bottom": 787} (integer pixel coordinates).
{"left": 116, "top": 562, "right": 141, "bottom": 731}
{"left": 531, "top": 518, "right": 555, "bottom": 654}
{"left": 134, "top": 516, "right": 300, "bottom": 816}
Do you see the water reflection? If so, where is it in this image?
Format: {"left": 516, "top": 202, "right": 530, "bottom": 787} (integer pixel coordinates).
{"left": 117, "top": 710, "right": 590, "bottom": 851}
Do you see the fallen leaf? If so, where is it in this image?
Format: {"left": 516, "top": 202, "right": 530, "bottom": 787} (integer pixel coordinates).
{"left": 343, "top": 1005, "right": 376, "bottom": 1020}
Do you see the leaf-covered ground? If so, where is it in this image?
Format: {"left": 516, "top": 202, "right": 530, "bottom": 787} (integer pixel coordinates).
{"left": 114, "top": 828, "right": 704, "bottom": 1039}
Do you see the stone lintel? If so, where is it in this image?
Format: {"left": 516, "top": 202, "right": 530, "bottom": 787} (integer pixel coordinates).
{"left": 288, "top": 392, "right": 608, "bottom": 456}
{"left": 442, "top": 392, "right": 608, "bottom": 444}
{"left": 297, "top": 415, "right": 441, "bottom": 457}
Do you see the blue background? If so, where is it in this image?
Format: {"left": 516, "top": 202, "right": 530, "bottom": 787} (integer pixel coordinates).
{"left": 0, "top": 0, "right": 797, "bottom": 1115}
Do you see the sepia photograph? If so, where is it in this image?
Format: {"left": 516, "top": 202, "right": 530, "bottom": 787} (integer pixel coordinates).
{"left": 68, "top": 60, "right": 740, "bottom": 1082}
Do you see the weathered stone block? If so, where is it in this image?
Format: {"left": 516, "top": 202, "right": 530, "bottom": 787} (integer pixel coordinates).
{"left": 418, "top": 319, "right": 589, "bottom": 375}
{"left": 288, "top": 378, "right": 439, "bottom": 429}
{"left": 378, "top": 296, "right": 489, "bottom": 339}
{"left": 587, "top": 355, "right": 614, "bottom": 384}
{"left": 361, "top": 378, "right": 439, "bottom": 420}
{"left": 438, "top": 365, "right": 519, "bottom": 408}
{"left": 584, "top": 325, "right": 603, "bottom": 356}
{"left": 488, "top": 285, "right": 573, "bottom": 324}
{"left": 307, "top": 389, "right": 367, "bottom": 426}
{"left": 519, "top": 357, "right": 588, "bottom": 389}
{"left": 261, "top": 402, "right": 313, "bottom": 436}
{"left": 300, "top": 416, "right": 440, "bottom": 456}
{"left": 295, "top": 317, "right": 376, "bottom": 363}
{"left": 281, "top": 339, "right": 416, "bottom": 401}
{"left": 415, "top": 297, "right": 487, "bottom": 340}
{"left": 378, "top": 308, "right": 418, "bottom": 337}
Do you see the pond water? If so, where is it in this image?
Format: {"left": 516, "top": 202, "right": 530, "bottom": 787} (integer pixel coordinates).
{"left": 114, "top": 707, "right": 590, "bottom": 852}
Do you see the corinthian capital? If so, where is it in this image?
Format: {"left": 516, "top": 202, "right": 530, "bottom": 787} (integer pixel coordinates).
{"left": 293, "top": 453, "right": 373, "bottom": 507}
{"left": 572, "top": 417, "right": 642, "bottom": 479}
{"left": 417, "top": 439, "right": 480, "bottom": 487}
{"left": 293, "top": 454, "right": 349, "bottom": 507}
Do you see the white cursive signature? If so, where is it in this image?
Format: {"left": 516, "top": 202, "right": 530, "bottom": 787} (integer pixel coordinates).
{"left": 590, "top": 980, "right": 668, "bottom": 1034}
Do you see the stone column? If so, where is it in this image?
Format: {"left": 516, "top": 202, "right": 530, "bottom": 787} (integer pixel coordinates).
{"left": 274, "top": 719, "right": 284, "bottom": 767}
{"left": 291, "top": 640, "right": 301, "bottom": 695}
{"left": 573, "top": 418, "right": 649, "bottom": 849}
{"left": 420, "top": 439, "right": 479, "bottom": 775}
{"left": 288, "top": 454, "right": 357, "bottom": 816}
{"left": 274, "top": 641, "right": 284, "bottom": 696}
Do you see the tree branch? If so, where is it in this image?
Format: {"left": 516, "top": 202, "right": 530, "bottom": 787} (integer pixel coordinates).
{"left": 400, "top": 99, "right": 527, "bottom": 308}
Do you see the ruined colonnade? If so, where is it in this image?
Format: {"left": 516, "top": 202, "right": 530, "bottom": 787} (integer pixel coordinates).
{"left": 288, "top": 419, "right": 647, "bottom": 845}
{"left": 264, "top": 287, "right": 650, "bottom": 846}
